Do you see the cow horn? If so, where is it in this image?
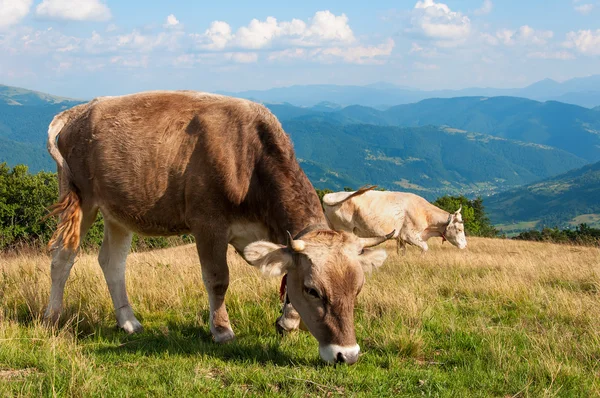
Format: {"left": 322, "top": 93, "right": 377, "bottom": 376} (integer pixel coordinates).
{"left": 456, "top": 205, "right": 462, "bottom": 214}
{"left": 359, "top": 230, "right": 396, "bottom": 248}
{"left": 286, "top": 231, "right": 306, "bottom": 252}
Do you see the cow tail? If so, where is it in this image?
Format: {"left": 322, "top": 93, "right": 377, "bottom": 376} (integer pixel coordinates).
{"left": 44, "top": 107, "right": 86, "bottom": 252}
{"left": 324, "top": 185, "right": 378, "bottom": 207}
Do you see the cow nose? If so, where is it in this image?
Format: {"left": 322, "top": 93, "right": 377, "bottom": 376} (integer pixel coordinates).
{"left": 320, "top": 344, "right": 360, "bottom": 365}
{"left": 335, "top": 349, "right": 359, "bottom": 365}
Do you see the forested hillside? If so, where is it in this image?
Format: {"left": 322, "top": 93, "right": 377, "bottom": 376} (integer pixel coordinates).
{"left": 268, "top": 97, "right": 600, "bottom": 162}
{"left": 486, "top": 160, "right": 600, "bottom": 229}
{"left": 285, "top": 122, "right": 586, "bottom": 197}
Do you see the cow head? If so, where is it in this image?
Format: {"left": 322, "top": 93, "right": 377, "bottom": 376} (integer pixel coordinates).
{"left": 444, "top": 206, "right": 467, "bottom": 249}
{"left": 244, "top": 229, "right": 393, "bottom": 365}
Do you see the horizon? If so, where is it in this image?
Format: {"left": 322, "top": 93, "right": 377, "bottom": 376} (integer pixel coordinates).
{"left": 1, "top": 1, "right": 600, "bottom": 98}
{"left": 4, "top": 74, "right": 600, "bottom": 103}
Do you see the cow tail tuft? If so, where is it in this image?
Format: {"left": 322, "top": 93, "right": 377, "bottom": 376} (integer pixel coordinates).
{"left": 44, "top": 190, "right": 83, "bottom": 252}
{"left": 44, "top": 105, "right": 87, "bottom": 252}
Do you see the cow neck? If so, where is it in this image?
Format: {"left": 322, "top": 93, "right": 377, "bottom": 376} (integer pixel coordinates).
{"left": 423, "top": 209, "right": 452, "bottom": 240}
{"left": 253, "top": 158, "right": 329, "bottom": 245}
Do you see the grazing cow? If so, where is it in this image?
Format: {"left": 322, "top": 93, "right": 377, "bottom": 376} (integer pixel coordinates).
{"left": 44, "top": 91, "right": 394, "bottom": 365}
{"left": 322, "top": 186, "right": 467, "bottom": 254}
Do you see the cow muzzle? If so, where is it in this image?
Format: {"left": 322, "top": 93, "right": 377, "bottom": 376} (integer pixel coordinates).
{"left": 319, "top": 344, "right": 360, "bottom": 365}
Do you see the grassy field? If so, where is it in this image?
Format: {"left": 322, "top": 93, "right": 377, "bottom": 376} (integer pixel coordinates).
{"left": 495, "top": 221, "right": 540, "bottom": 237}
{"left": 569, "top": 214, "right": 600, "bottom": 229}
{"left": 1, "top": 238, "right": 599, "bottom": 397}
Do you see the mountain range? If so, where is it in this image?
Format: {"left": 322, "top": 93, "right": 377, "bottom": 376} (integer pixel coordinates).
{"left": 267, "top": 97, "right": 600, "bottom": 163}
{"left": 284, "top": 121, "right": 586, "bottom": 197}
{"left": 222, "top": 75, "right": 600, "bottom": 109}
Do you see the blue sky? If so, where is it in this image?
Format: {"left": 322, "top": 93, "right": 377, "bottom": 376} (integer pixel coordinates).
{"left": 1, "top": 0, "right": 599, "bottom": 98}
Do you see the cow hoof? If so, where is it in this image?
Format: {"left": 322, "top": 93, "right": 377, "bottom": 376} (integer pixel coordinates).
{"left": 119, "top": 319, "right": 143, "bottom": 334}
{"left": 43, "top": 308, "right": 61, "bottom": 327}
{"left": 213, "top": 327, "right": 235, "bottom": 343}
{"left": 275, "top": 320, "right": 286, "bottom": 336}
{"left": 276, "top": 315, "right": 300, "bottom": 334}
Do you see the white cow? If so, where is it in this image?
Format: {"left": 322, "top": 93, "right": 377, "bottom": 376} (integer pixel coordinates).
{"left": 323, "top": 186, "right": 467, "bottom": 254}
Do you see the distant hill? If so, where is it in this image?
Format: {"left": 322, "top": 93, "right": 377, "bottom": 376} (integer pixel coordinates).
{"left": 284, "top": 121, "right": 586, "bottom": 197}
{"left": 268, "top": 97, "right": 600, "bottom": 162}
{"left": 486, "top": 161, "right": 600, "bottom": 230}
{"left": 0, "top": 84, "right": 80, "bottom": 106}
{"left": 0, "top": 85, "right": 84, "bottom": 171}
{"left": 224, "top": 75, "right": 600, "bottom": 108}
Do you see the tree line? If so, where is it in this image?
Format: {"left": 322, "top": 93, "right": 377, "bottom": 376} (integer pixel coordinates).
{"left": 1, "top": 163, "right": 597, "bottom": 252}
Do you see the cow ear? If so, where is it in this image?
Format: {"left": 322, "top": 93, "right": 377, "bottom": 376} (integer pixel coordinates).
{"left": 359, "top": 248, "right": 388, "bottom": 273}
{"left": 244, "top": 241, "right": 294, "bottom": 277}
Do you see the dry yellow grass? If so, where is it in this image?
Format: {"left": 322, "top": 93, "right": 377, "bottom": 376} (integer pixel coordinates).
{"left": 1, "top": 237, "right": 599, "bottom": 396}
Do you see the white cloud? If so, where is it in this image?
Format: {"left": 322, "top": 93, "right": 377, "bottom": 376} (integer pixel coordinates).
{"left": 495, "top": 29, "right": 514, "bottom": 45}
{"left": 574, "top": 3, "right": 594, "bottom": 14}
{"left": 268, "top": 48, "right": 306, "bottom": 61}
{"left": 493, "top": 25, "right": 553, "bottom": 46}
{"left": 197, "top": 20, "right": 233, "bottom": 50}
{"left": 527, "top": 51, "right": 575, "bottom": 60}
{"left": 481, "top": 32, "right": 499, "bottom": 45}
{"left": 36, "top": 0, "right": 111, "bottom": 21}
{"left": 196, "top": 11, "right": 355, "bottom": 51}
{"left": 517, "top": 25, "right": 553, "bottom": 45}
{"left": 564, "top": 29, "right": 600, "bottom": 55}
{"left": 0, "top": 0, "right": 32, "bottom": 29}
{"left": 410, "top": 42, "right": 423, "bottom": 53}
{"left": 304, "top": 10, "right": 354, "bottom": 44}
{"left": 410, "top": 0, "right": 471, "bottom": 42}
{"left": 115, "top": 29, "right": 183, "bottom": 53}
{"left": 320, "top": 38, "right": 394, "bottom": 64}
{"left": 1, "top": 9, "right": 393, "bottom": 71}
{"left": 413, "top": 61, "right": 439, "bottom": 70}
{"left": 474, "top": 0, "right": 493, "bottom": 16}
{"left": 225, "top": 52, "right": 258, "bottom": 63}
{"left": 408, "top": 42, "right": 439, "bottom": 57}
{"left": 110, "top": 55, "right": 148, "bottom": 68}
{"left": 165, "top": 14, "right": 179, "bottom": 27}
{"left": 235, "top": 16, "right": 282, "bottom": 49}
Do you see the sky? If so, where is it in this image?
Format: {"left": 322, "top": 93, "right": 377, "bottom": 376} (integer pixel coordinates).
{"left": 0, "top": 0, "right": 599, "bottom": 99}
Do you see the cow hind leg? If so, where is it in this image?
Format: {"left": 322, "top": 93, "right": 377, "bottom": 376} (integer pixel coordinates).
{"left": 98, "top": 219, "right": 141, "bottom": 334}
{"left": 44, "top": 206, "right": 98, "bottom": 324}
{"left": 194, "top": 234, "right": 234, "bottom": 343}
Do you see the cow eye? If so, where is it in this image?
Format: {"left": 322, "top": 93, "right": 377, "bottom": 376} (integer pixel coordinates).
{"left": 304, "top": 286, "right": 321, "bottom": 299}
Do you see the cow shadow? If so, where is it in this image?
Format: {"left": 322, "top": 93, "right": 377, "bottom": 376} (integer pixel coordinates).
{"left": 10, "top": 304, "right": 322, "bottom": 367}
{"left": 88, "top": 320, "right": 322, "bottom": 367}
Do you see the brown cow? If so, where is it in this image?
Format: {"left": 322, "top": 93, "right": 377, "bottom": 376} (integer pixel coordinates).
{"left": 44, "top": 91, "right": 393, "bottom": 364}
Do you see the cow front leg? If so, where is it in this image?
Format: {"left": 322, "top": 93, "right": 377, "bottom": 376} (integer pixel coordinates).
{"left": 195, "top": 236, "right": 234, "bottom": 343}
{"left": 405, "top": 235, "right": 428, "bottom": 255}
{"left": 396, "top": 238, "right": 407, "bottom": 256}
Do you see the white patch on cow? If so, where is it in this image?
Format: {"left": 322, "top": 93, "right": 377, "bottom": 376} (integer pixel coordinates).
{"left": 229, "top": 221, "right": 270, "bottom": 254}
{"left": 319, "top": 344, "right": 360, "bottom": 364}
